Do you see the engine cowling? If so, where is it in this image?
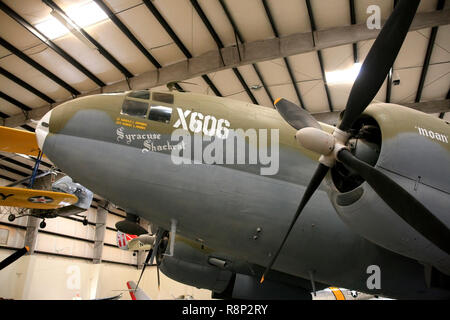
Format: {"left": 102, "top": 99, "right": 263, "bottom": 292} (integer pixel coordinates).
{"left": 159, "top": 239, "right": 233, "bottom": 293}
{"left": 328, "top": 103, "right": 450, "bottom": 275}
{"left": 221, "top": 274, "right": 312, "bottom": 300}
{"left": 159, "top": 237, "right": 313, "bottom": 299}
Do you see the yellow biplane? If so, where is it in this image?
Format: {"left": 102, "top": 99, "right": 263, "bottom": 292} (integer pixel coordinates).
{"left": 1, "top": 126, "right": 90, "bottom": 228}
{"left": 0, "top": 186, "right": 78, "bottom": 209}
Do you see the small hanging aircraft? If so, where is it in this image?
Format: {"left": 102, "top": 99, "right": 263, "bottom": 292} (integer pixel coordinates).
{"left": 1, "top": 127, "right": 93, "bottom": 228}
{"left": 0, "top": 0, "right": 449, "bottom": 299}
{"left": 311, "top": 287, "right": 386, "bottom": 300}
{"left": 116, "top": 231, "right": 154, "bottom": 252}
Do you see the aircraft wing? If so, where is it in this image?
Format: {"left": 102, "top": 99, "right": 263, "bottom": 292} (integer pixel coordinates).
{"left": 0, "top": 186, "right": 78, "bottom": 209}
{"left": 126, "top": 281, "right": 151, "bottom": 300}
{"left": 0, "top": 126, "right": 42, "bottom": 157}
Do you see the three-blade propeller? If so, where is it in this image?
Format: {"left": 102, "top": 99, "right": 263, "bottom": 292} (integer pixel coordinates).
{"left": 260, "top": 0, "right": 450, "bottom": 283}
{"left": 135, "top": 229, "right": 168, "bottom": 291}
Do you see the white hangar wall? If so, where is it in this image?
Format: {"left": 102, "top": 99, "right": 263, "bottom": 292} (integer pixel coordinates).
{"left": 0, "top": 250, "right": 211, "bottom": 300}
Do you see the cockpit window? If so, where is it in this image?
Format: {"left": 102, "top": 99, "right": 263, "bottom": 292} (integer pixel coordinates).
{"left": 121, "top": 99, "right": 149, "bottom": 118}
{"left": 128, "top": 90, "right": 150, "bottom": 100}
{"left": 152, "top": 92, "right": 174, "bottom": 104}
{"left": 148, "top": 105, "right": 172, "bottom": 124}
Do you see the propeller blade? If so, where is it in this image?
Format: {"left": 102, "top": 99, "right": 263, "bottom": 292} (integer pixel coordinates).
{"left": 156, "top": 264, "right": 161, "bottom": 291}
{"left": 134, "top": 228, "right": 165, "bottom": 290}
{"left": 337, "top": 149, "right": 450, "bottom": 255}
{"left": 274, "top": 98, "right": 321, "bottom": 130}
{"left": 0, "top": 246, "right": 29, "bottom": 270}
{"left": 339, "top": 0, "right": 420, "bottom": 131}
{"left": 135, "top": 248, "right": 153, "bottom": 290}
{"left": 149, "top": 229, "right": 164, "bottom": 266}
{"left": 260, "top": 163, "right": 329, "bottom": 283}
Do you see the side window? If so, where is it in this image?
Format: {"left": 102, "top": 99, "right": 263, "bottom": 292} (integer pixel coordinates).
{"left": 148, "top": 105, "right": 172, "bottom": 124}
{"left": 152, "top": 92, "right": 174, "bottom": 104}
{"left": 128, "top": 90, "right": 150, "bottom": 100}
{"left": 121, "top": 99, "right": 149, "bottom": 118}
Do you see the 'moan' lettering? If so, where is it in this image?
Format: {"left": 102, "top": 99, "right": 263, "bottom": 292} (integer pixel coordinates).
{"left": 416, "top": 127, "right": 448, "bottom": 144}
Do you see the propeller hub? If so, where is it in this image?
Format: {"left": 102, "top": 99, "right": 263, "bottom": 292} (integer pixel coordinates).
{"left": 295, "top": 127, "right": 334, "bottom": 155}
{"left": 137, "top": 234, "right": 156, "bottom": 245}
{"left": 295, "top": 127, "right": 350, "bottom": 167}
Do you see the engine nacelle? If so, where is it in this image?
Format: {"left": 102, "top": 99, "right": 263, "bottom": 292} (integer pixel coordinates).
{"left": 159, "top": 237, "right": 313, "bottom": 299}
{"left": 219, "top": 274, "right": 312, "bottom": 300}
{"left": 159, "top": 239, "right": 233, "bottom": 293}
{"left": 328, "top": 103, "right": 450, "bottom": 275}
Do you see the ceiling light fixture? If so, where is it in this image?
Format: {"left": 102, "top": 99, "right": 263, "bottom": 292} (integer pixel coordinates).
{"left": 35, "top": 1, "right": 107, "bottom": 43}
{"left": 325, "top": 63, "right": 362, "bottom": 84}
{"left": 50, "top": 9, "right": 98, "bottom": 50}
{"left": 66, "top": 1, "right": 108, "bottom": 28}
{"left": 34, "top": 17, "right": 68, "bottom": 40}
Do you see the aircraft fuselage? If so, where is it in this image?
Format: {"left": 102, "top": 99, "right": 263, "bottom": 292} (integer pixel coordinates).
{"left": 37, "top": 91, "right": 449, "bottom": 299}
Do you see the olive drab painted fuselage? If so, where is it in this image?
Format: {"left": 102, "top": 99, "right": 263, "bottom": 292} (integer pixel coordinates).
{"left": 39, "top": 90, "right": 450, "bottom": 299}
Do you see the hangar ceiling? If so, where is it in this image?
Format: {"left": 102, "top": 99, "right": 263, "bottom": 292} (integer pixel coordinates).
{"left": 0, "top": 0, "right": 449, "bottom": 184}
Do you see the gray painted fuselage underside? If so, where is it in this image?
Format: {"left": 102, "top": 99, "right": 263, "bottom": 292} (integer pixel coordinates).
{"left": 43, "top": 109, "right": 449, "bottom": 299}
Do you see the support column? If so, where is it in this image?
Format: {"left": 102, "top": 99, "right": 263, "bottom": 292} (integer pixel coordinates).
{"left": 136, "top": 251, "right": 146, "bottom": 270}
{"left": 24, "top": 217, "right": 39, "bottom": 255}
{"left": 93, "top": 200, "right": 107, "bottom": 264}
